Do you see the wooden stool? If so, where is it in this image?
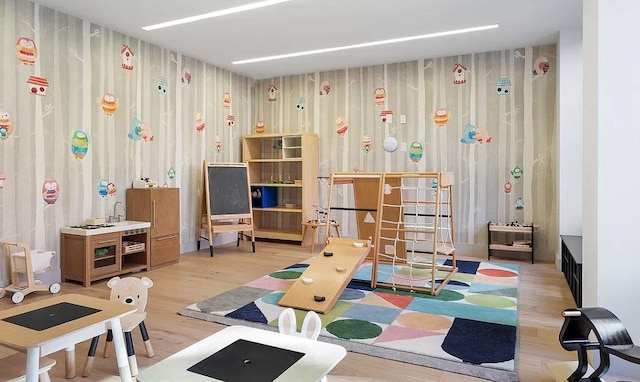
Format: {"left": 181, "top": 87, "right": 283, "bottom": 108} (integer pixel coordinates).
{"left": 0, "top": 352, "right": 56, "bottom": 382}
{"left": 301, "top": 221, "right": 341, "bottom": 252}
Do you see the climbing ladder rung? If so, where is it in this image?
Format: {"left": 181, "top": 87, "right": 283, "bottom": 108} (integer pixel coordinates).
{"left": 379, "top": 227, "right": 435, "bottom": 234}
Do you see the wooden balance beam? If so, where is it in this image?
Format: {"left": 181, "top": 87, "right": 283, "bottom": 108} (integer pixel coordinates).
{"left": 278, "top": 237, "right": 371, "bottom": 314}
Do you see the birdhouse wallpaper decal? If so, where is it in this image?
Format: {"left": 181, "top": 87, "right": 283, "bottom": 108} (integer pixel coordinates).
{"left": 296, "top": 96, "right": 306, "bottom": 111}
{"left": 453, "top": 63, "right": 467, "bottom": 84}
{"left": 71, "top": 130, "right": 89, "bottom": 159}
{"left": 319, "top": 80, "right": 330, "bottom": 95}
{"left": 195, "top": 113, "right": 205, "bottom": 132}
{"left": 335, "top": 116, "right": 348, "bottom": 136}
{"left": 380, "top": 110, "right": 393, "bottom": 124}
{"left": 42, "top": 179, "right": 60, "bottom": 205}
{"left": 433, "top": 108, "right": 449, "bottom": 127}
{"left": 409, "top": 142, "right": 424, "bottom": 163}
{"left": 0, "top": 110, "right": 14, "bottom": 140}
{"left": 157, "top": 77, "right": 168, "bottom": 94}
{"left": 120, "top": 44, "right": 134, "bottom": 70}
{"left": 181, "top": 67, "right": 191, "bottom": 84}
{"left": 167, "top": 167, "right": 176, "bottom": 180}
{"left": 0, "top": 170, "right": 5, "bottom": 189}
{"left": 101, "top": 93, "right": 119, "bottom": 116}
{"left": 27, "top": 75, "right": 49, "bottom": 96}
{"left": 496, "top": 78, "right": 511, "bottom": 95}
{"left": 361, "top": 135, "right": 372, "bottom": 153}
{"left": 223, "top": 92, "right": 231, "bottom": 109}
{"left": 215, "top": 137, "right": 223, "bottom": 153}
{"left": 16, "top": 37, "right": 37, "bottom": 65}
{"left": 374, "top": 88, "right": 386, "bottom": 105}
{"left": 533, "top": 56, "right": 550, "bottom": 76}
{"left": 226, "top": 114, "right": 235, "bottom": 127}
{"left": 267, "top": 84, "right": 278, "bottom": 101}
{"left": 255, "top": 120, "right": 266, "bottom": 134}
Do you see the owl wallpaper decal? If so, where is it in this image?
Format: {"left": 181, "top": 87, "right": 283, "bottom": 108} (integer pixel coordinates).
{"left": 71, "top": 130, "right": 89, "bottom": 159}
{"left": 101, "top": 93, "right": 119, "bottom": 116}
{"left": 16, "top": 37, "right": 37, "bottom": 65}
{"left": 0, "top": 110, "right": 14, "bottom": 140}
{"left": 42, "top": 180, "right": 60, "bottom": 205}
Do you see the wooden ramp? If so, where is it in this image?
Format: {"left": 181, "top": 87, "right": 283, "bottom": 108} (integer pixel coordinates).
{"left": 278, "top": 237, "right": 370, "bottom": 314}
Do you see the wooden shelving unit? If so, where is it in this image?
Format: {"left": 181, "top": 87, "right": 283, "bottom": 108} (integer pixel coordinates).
{"left": 487, "top": 222, "right": 535, "bottom": 263}
{"left": 242, "top": 132, "right": 318, "bottom": 242}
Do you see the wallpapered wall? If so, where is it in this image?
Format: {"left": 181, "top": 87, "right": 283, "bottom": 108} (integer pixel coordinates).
{"left": 0, "top": 0, "right": 252, "bottom": 253}
{"left": 0, "top": 0, "right": 557, "bottom": 261}
{"left": 252, "top": 46, "right": 557, "bottom": 259}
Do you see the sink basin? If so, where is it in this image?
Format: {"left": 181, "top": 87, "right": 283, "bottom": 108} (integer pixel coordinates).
{"left": 111, "top": 220, "right": 133, "bottom": 226}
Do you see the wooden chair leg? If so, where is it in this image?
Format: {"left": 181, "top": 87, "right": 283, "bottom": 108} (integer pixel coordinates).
{"left": 103, "top": 329, "right": 114, "bottom": 358}
{"left": 139, "top": 321, "right": 154, "bottom": 357}
{"left": 82, "top": 335, "right": 100, "bottom": 377}
{"left": 310, "top": 227, "right": 317, "bottom": 253}
{"left": 125, "top": 331, "right": 139, "bottom": 377}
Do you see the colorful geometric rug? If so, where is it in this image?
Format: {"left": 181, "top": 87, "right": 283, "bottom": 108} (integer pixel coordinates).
{"left": 179, "top": 259, "right": 519, "bottom": 382}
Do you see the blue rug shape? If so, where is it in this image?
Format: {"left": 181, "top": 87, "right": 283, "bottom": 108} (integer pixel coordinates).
{"left": 441, "top": 317, "right": 517, "bottom": 364}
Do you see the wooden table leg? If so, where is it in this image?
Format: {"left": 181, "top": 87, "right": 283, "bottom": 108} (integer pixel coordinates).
{"left": 65, "top": 345, "right": 76, "bottom": 378}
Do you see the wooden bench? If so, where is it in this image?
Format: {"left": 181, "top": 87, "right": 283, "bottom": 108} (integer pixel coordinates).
{"left": 559, "top": 307, "right": 640, "bottom": 381}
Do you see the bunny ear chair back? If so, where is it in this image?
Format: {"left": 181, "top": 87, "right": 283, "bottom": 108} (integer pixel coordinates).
{"left": 278, "top": 308, "right": 321, "bottom": 341}
{"left": 277, "top": 308, "right": 327, "bottom": 382}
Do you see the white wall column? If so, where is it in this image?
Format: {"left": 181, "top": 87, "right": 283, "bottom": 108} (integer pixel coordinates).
{"left": 557, "top": 27, "right": 583, "bottom": 269}
{"left": 583, "top": 0, "right": 640, "bottom": 377}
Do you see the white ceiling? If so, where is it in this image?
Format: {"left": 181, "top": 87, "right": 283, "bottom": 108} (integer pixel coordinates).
{"left": 32, "top": 0, "right": 582, "bottom": 80}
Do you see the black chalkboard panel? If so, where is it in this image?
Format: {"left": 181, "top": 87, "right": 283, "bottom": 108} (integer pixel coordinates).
{"left": 206, "top": 163, "right": 251, "bottom": 218}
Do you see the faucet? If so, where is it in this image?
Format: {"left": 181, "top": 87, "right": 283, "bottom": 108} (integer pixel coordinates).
{"left": 110, "top": 201, "right": 126, "bottom": 223}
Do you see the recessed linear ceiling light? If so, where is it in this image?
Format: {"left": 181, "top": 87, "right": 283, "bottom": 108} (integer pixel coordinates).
{"left": 233, "top": 24, "right": 499, "bottom": 65}
{"left": 141, "top": 0, "right": 294, "bottom": 31}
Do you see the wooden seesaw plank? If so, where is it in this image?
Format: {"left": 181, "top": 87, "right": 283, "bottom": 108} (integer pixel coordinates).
{"left": 278, "top": 237, "right": 370, "bottom": 314}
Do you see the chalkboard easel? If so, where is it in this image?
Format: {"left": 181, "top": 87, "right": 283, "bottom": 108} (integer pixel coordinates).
{"left": 197, "top": 161, "right": 255, "bottom": 256}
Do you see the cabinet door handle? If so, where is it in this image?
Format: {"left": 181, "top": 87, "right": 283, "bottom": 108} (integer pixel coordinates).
{"left": 97, "top": 239, "right": 117, "bottom": 244}
{"left": 152, "top": 200, "right": 156, "bottom": 228}
{"left": 157, "top": 234, "right": 178, "bottom": 241}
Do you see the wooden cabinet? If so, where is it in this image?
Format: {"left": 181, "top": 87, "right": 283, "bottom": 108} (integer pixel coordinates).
{"left": 127, "top": 188, "right": 180, "bottom": 268}
{"left": 487, "top": 222, "right": 535, "bottom": 263}
{"left": 242, "top": 133, "right": 318, "bottom": 242}
{"left": 61, "top": 225, "right": 150, "bottom": 287}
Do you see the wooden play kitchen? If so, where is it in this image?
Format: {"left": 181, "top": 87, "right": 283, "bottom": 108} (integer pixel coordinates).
{"left": 60, "top": 221, "right": 151, "bottom": 286}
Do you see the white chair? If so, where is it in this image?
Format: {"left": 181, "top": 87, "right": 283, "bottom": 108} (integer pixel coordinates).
{"left": 0, "top": 352, "right": 56, "bottom": 382}
{"left": 278, "top": 307, "right": 321, "bottom": 340}
{"left": 278, "top": 308, "right": 325, "bottom": 381}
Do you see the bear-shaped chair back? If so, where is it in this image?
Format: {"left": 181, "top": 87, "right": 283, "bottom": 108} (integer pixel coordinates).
{"left": 107, "top": 276, "right": 153, "bottom": 314}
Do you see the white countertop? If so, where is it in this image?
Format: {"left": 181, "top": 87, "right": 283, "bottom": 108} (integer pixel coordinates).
{"left": 60, "top": 221, "right": 151, "bottom": 236}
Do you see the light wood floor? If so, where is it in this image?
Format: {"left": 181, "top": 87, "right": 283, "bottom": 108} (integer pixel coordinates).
{"left": 0, "top": 241, "right": 631, "bottom": 381}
